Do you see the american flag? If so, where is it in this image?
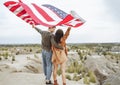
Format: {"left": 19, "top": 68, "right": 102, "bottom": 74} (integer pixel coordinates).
{"left": 4, "top": 0, "right": 85, "bottom": 28}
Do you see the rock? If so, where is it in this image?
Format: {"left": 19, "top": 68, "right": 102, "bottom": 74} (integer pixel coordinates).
{"left": 67, "top": 52, "right": 80, "bottom": 65}
{"left": 94, "top": 69, "right": 107, "bottom": 85}
{"left": 23, "top": 60, "right": 43, "bottom": 73}
{"left": 103, "top": 72, "right": 120, "bottom": 85}
{"left": 84, "top": 55, "right": 120, "bottom": 85}
{"left": 0, "top": 64, "right": 16, "bottom": 73}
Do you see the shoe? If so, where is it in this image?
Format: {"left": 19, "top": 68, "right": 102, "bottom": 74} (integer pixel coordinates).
{"left": 46, "top": 80, "right": 53, "bottom": 85}
{"left": 63, "top": 83, "right": 66, "bottom": 85}
{"left": 54, "top": 80, "right": 59, "bottom": 85}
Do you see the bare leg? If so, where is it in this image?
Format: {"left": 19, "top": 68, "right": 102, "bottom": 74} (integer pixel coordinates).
{"left": 60, "top": 62, "right": 66, "bottom": 84}
{"left": 53, "top": 63, "right": 58, "bottom": 81}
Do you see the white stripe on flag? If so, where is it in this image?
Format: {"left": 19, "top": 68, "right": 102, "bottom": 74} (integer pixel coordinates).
{"left": 70, "top": 10, "right": 86, "bottom": 23}
{"left": 20, "top": 13, "right": 29, "bottom": 19}
{"left": 27, "top": 3, "right": 62, "bottom": 25}
{"left": 13, "top": 6, "right": 24, "bottom": 15}
{"left": 8, "top": 3, "right": 18, "bottom": 9}
{"left": 24, "top": 18, "right": 32, "bottom": 22}
{"left": 65, "top": 19, "right": 81, "bottom": 26}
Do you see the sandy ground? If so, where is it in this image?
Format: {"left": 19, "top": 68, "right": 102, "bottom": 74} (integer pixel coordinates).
{"left": 0, "top": 72, "right": 85, "bottom": 85}
{"left": 0, "top": 53, "right": 84, "bottom": 85}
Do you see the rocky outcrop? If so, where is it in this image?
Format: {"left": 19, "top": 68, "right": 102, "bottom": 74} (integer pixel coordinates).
{"left": 0, "top": 64, "right": 16, "bottom": 73}
{"left": 84, "top": 55, "right": 120, "bottom": 85}
{"left": 0, "top": 55, "right": 43, "bottom": 73}
{"left": 103, "top": 72, "right": 120, "bottom": 85}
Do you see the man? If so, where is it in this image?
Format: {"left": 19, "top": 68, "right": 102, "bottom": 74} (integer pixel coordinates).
{"left": 32, "top": 25, "right": 63, "bottom": 85}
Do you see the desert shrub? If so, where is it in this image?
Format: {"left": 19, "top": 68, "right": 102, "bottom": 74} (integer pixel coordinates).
{"left": 102, "top": 51, "right": 108, "bottom": 56}
{"left": 88, "top": 70, "right": 96, "bottom": 83}
{"left": 4, "top": 52, "right": 8, "bottom": 59}
{"left": 36, "top": 49, "right": 41, "bottom": 53}
{"left": 78, "top": 51, "right": 83, "bottom": 60}
{"left": 1, "top": 48, "right": 8, "bottom": 51}
{"left": 66, "top": 74, "right": 71, "bottom": 80}
{"left": 4, "top": 56, "right": 8, "bottom": 60}
{"left": 73, "top": 73, "right": 81, "bottom": 81}
{"left": 81, "top": 66, "right": 86, "bottom": 73}
{"left": 34, "top": 54, "right": 39, "bottom": 58}
{"left": 116, "top": 60, "right": 119, "bottom": 64}
{"left": 83, "top": 76, "right": 90, "bottom": 85}
{"left": 75, "top": 66, "right": 81, "bottom": 74}
{"left": 110, "top": 56, "right": 114, "bottom": 59}
{"left": 84, "top": 56, "right": 87, "bottom": 60}
{"left": 30, "top": 48, "right": 32, "bottom": 52}
{"left": 105, "top": 83, "right": 111, "bottom": 85}
{"left": 57, "top": 68, "right": 61, "bottom": 76}
{"left": 16, "top": 51, "right": 20, "bottom": 55}
{"left": 73, "top": 61, "right": 78, "bottom": 67}
{"left": 82, "top": 72, "right": 86, "bottom": 77}
{"left": 73, "top": 61, "right": 81, "bottom": 74}
{"left": 67, "top": 61, "right": 81, "bottom": 73}
{"left": 88, "top": 52, "right": 91, "bottom": 56}
{"left": 114, "top": 54, "right": 120, "bottom": 60}
{"left": 66, "top": 62, "right": 75, "bottom": 73}
{"left": 12, "top": 56, "right": 15, "bottom": 61}
{"left": 66, "top": 61, "right": 87, "bottom": 75}
{"left": 0, "top": 56, "right": 2, "bottom": 60}
{"left": 66, "top": 65, "right": 74, "bottom": 73}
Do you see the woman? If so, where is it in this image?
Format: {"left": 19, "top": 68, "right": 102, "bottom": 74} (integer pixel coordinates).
{"left": 51, "top": 27, "right": 71, "bottom": 85}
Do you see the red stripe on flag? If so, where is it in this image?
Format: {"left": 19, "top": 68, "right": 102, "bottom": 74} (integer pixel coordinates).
{"left": 20, "top": 3, "right": 54, "bottom": 27}
{"left": 65, "top": 23, "right": 83, "bottom": 28}
{"left": 26, "top": 20, "right": 31, "bottom": 23}
{"left": 32, "top": 3, "right": 54, "bottom": 22}
{"left": 22, "top": 16, "right": 31, "bottom": 20}
{"left": 17, "top": 10, "right": 26, "bottom": 17}
{"left": 10, "top": 4, "right": 21, "bottom": 12}
{"left": 4, "top": 1, "right": 85, "bottom": 27}
{"left": 4, "top": 1, "right": 16, "bottom": 7}
{"left": 57, "top": 14, "right": 73, "bottom": 25}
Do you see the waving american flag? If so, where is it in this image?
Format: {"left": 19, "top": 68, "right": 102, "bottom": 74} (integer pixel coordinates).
{"left": 4, "top": 0, "right": 85, "bottom": 28}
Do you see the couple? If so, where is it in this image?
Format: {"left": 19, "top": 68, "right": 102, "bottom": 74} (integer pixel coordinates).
{"left": 32, "top": 25, "right": 71, "bottom": 85}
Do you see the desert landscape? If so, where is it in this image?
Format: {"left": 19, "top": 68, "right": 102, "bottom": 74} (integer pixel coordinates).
{"left": 0, "top": 43, "right": 120, "bottom": 85}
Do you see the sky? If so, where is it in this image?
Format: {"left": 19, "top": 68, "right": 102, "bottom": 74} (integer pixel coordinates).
{"left": 0, "top": 0, "right": 120, "bottom": 44}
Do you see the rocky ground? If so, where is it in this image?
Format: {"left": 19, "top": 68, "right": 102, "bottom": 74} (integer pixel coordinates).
{"left": 0, "top": 53, "right": 85, "bottom": 85}
{"left": 0, "top": 52, "right": 120, "bottom": 85}
{"left": 85, "top": 55, "right": 120, "bottom": 85}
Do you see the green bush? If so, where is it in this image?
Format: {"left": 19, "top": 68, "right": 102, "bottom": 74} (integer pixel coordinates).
{"left": 66, "top": 63, "right": 75, "bottom": 73}
{"left": 0, "top": 56, "right": 2, "bottom": 60}
{"left": 88, "top": 70, "right": 96, "bottom": 83}
{"left": 34, "top": 54, "right": 38, "bottom": 58}
{"left": 73, "top": 73, "right": 81, "bottom": 81}
{"left": 57, "top": 68, "right": 61, "bottom": 76}
{"left": 66, "top": 61, "right": 87, "bottom": 75}
{"left": 12, "top": 56, "right": 15, "bottom": 61}
{"left": 78, "top": 51, "right": 83, "bottom": 60}
{"left": 105, "top": 83, "right": 111, "bottom": 85}
{"left": 83, "top": 76, "right": 90, "bottom": 84}
{"left": 66, "top": 74, "right": 71, "bottom": 80}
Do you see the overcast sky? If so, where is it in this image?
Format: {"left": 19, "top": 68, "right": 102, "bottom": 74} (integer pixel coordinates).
{"left": 0, "top": 0, "right": 120, "bottom": 44}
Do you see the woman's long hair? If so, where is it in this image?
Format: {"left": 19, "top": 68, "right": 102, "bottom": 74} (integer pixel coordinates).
{"left": 54, "top": 29, "right": 64, "bottom": 43}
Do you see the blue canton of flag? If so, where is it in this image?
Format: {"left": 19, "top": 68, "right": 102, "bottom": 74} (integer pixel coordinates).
{"left": 42, "top": 4, "right": 68, "bottom": 19}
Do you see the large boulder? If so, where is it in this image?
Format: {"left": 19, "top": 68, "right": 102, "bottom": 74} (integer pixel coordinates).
{"left": 84, "top": 55, "right": 120, "bottom": 85}
{"left": 103, "top": 72, "right": 120, "bottom": 85}
{"left": 0, "top": 55, "right": 43, "bottom": 73}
